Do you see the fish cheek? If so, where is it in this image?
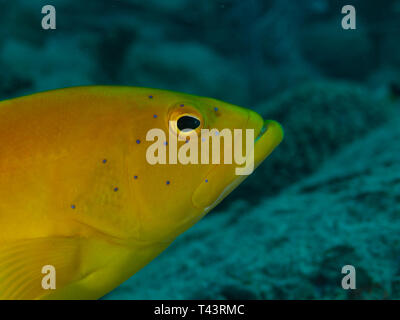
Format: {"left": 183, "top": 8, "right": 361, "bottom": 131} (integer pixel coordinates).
{"left": 192, "top": 165, "right": 246, "bottom": 211}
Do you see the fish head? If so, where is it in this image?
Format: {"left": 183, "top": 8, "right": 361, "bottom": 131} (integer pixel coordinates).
{"left": 124, "top": 89, "right": 283, "bottom": 243}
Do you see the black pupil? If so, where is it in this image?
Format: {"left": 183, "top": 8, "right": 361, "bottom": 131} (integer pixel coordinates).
{"left": 177, "top": 116, "right": 201, "bottom": 131}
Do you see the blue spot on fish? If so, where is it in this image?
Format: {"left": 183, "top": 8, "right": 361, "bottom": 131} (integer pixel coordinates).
{"left": 102, "top": 159, "right": 107, "bottom": 164}
{"left": 136, "top": 139, "right": 141, "bottom": 144}
{"left": 71, "top": 205, "right": 76, "bottom": 209}
{"left": 134, "top": 175, "right": 138, "bottom": 180}
{"left": 153, "top": 114, "right": 157, "bottom": 118}
{"left": 166, "top": 181, "right": 170, "bottom": 185}
{"left": 114, "top": 187, "right": 119, "bottom": 192}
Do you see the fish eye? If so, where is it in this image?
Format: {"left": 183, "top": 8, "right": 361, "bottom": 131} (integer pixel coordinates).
{"left": 168, "top": 103, "right": 205, "bottom": 136}
{"left": 177, "top": 115, "right": 201, "bottom": 132}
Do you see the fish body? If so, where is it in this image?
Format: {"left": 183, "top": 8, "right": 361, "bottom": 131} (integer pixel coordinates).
{"left": 0, "top": 86, "right": 283, "bottom": 299}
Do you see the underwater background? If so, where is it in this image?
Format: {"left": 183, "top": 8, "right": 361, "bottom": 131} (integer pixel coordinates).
{"left": 1, "top": 0, "right": 399, "bottom": 299}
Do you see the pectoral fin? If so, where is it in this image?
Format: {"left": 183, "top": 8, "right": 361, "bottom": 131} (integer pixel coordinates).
{"left": 0, "top": 237, "right": 83, "bottom": 300}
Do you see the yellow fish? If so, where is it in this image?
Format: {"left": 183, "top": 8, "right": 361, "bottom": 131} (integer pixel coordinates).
{"left": 0, "top": 86, "right": 283, "bottom": 299}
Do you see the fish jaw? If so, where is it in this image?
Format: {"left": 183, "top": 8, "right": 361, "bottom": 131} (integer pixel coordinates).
{"left": 192, "top": 111, "right": 283, "bottom": 213}
{"left": 254, "top": 119, "right": 284, "bottom": 169}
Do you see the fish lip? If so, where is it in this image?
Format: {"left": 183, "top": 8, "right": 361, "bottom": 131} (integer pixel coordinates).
{"left": 253, "top": 119, "right": 284, "bottom": 167}
{"left": 254, "top": 121, "right": 268, "bottom": 143}
{"left": 192, "top": 111, "right": 283, "bottom": 211}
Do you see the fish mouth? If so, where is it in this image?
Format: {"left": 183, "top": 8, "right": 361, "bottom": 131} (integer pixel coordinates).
{"left": 253, "top": 119, "right": 284, "bottom": 169}
{"left": 192, "top": 111, "right": 283, "bottom": 212}
{"left": 255, "top": 121, "right": 268, "bottom": 142}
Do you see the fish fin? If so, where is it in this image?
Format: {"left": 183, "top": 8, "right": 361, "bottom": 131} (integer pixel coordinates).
{"left": 0, "top": 237, "right": 83, "bottom": 300}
